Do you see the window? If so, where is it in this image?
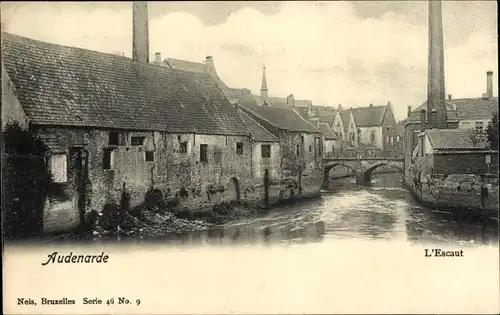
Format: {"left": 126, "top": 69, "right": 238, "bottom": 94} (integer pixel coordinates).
{"left": 309, "top": 145, "right": 312, "bottom": 152}
{"left": 462, "top": 122, "right": 472, "bottom": 129}
{"left": 236, "top": 142, "right": 244, "bottom": 155}
{"left": 145, "top": 151, "right": 155, "bottom": 162}
{"left": 103, "top": 149, "right": 115, "bottom": 170}
{"left": 301, "top": 136, "right": 304, "bottom": 144}
{"left": 179, "top": 142, "right": 188, "bottom": 153}
{"left": 332, "top": 145, "right": 335, "bottom": 154}
{"left": 261, "top": 144, "right": 271, "bottom": 158}
{"left": 296, "top": 145, "right": 300, "bottom": 157}
{"left": 396, "top": 135, "right": 400, "bottom": 142}
{"left": 390, "top": 136, "right": 394, "bottom": 146}
{"left": 131, "top": 136, "right": 145, "bottom": 146}
{"left": 370, "top": 131, "right": 376, "bottom": 143}
{"left": 50, "top": 154, "right": 67, "bottom": 183}
{"left": 200, "top": 144, "right": 208, "bottom": 162}
{"left": 108, "top": 131, "right": 119, "bottom": 146}
{"left": 475, "top": 122, "right": 484, "bottom": 133}
{"left": 386, "top": 136, "right": 390, "bottom": 143}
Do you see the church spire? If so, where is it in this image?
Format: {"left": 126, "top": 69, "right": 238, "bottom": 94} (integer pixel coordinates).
{"left": 260, "top": 64, "right": 268, "bottom": 100}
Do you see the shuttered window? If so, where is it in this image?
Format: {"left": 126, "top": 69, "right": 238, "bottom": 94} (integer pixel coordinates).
{"left": 50, "top": 154, "right": 67, "bottom": 183}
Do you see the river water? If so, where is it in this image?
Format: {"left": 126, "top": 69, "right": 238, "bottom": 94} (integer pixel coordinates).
{"left": 4, "top": 172, "right": 499, "bottom": 314}
{"left": 137, "top": 172, "right": 499, "bottom": 247}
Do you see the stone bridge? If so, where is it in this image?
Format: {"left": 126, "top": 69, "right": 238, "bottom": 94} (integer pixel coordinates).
{"left": 322, "top": 157, "right": 404, "bottom": 187}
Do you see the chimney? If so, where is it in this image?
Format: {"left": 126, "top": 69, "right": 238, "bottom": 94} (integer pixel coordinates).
{"left": 155, "top": 52, "right": 161, "bottom": 63}
{"left": 205, "top": 56, "right": 217, "bottom": 74}
{"left": 448, "top": 94, "right": 452, "bottom": 100}
{"left": 407, "top": 106, "right": 412, "bottom": 117}
{"left": 287, "top": 94, "right": 295, "bottom": 108}
{"left": 369, "top": 103, "right": 373, "bottom": 107}
{"left": 487, "top": 70, "right": 493, "bottom": 99}
{"left": 132, "top": 1, "right": 149, "bottom": 63}
{"left": 482, "top": 93, "right": 490, "bottom": 100}
{"left": 420, "top": 109, "right": 427, "bottom": 131}
{"left": 427, "top": 0, "right": 447, "bottom": 129}
{"left": 337, "top": 104, "right": 343, "bottom": 111}
{"left": 262, "top": 100, "right": 269, "bottom": 107}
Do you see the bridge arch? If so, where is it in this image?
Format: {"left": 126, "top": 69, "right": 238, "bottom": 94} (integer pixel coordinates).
{"left": 361, "top": 162, "right": 404, "bottom": 183}
{"left": 324, "top": 162, "right": 357, "bottom": 174}
{"left": 322, "top": 163, "right": 358, "bottom": 189}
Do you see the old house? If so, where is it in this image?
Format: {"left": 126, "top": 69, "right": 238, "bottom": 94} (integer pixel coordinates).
{"left": 408, "top": 128, "right": 498, "bottom": 215}
{"left": 239, "top": 103, "right": 324, "bottom": 195}
{"left": 319, "top": 123, "right": 339, "bottom": 158}
{"left": 239, "top": 110, "right": 281, "bottom": 181}
{"left": 404, "top": 71, "right": 498, "bottom": 182}
{"left": 350, "top": 103, "right": 398, "bottom": 156}
{"left": 162, "top": 55, "right": 323, "bottom": 194}
{"left": 413, "top": 129, "right": 497, "bottom": 175}
{"left": 1, "top": 5, "right": 254, "bottom": 232}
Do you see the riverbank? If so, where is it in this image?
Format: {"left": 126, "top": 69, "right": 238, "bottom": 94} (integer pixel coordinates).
{"left": 24, "top": 188, "right": 323, "bottom": 243}
{"left": 404, "top": 180, "right": 499, "bottom": 220}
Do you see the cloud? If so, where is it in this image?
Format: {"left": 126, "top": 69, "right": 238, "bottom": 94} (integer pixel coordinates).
{"left": 1, "top": 2, "right": 497, "bottom": 121}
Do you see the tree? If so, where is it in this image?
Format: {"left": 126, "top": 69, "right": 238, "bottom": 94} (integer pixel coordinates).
{"left": 2, "top": 122, "right": 52, "bottom": 239}
{"left": 486, "top": 113, "right": 499, "bottom": 150}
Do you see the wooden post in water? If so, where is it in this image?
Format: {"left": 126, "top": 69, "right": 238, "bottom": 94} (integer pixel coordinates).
{"left": 264, "top": 169, "right": 270, "bottom": 207}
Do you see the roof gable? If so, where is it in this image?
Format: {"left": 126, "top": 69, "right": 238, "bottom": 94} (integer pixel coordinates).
{"left": 239, "top": 110, "right": 278, "bottom": 142}
{"left": 240, "top": 104, "right": 319, "bottom": 133}
{"left": 350, "top": 105, "right": 386, "bottom": 127}
{"left": 1, "top": 32, "right": 249, "bottom": 135}
{"left": 319, "top": 122, "right": 337, "bottom": 140}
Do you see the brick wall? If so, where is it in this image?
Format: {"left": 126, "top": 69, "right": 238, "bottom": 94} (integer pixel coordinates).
{"left": 433, "top": 152, "right": 499, "bottom": 175}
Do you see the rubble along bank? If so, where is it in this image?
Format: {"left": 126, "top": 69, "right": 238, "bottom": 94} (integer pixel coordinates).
{"left": 91, "top": 192, "right": 322, "bottom": 240}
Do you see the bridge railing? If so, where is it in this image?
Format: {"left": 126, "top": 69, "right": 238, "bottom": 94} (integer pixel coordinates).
{"left": 324, "top": 148, "right": 403, "bottom": 160}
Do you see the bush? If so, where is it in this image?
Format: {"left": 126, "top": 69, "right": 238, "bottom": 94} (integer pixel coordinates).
{"left": 2, "top": 122, "right": 51, "bottom": 239}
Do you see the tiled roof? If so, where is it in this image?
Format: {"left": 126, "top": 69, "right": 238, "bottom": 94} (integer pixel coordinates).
{"left": 253, "top": 95, "right": 312, "bottom": 109}
{"left": 164, "top": 57, "right": 258, "bottom": 109}
{"left": 240, "top": 104, "right": 319, "bottom": 133}
{"left": 350, "top": 105, "right": 387, "bottom": 127}
{"left": 1, "top": 32, "right": 249, "bottom": 136}
{"left": 425, "top": 129, "right": 489, "bottom": 150}
{"left": 164, "top": 57, "right": 207, "bottom": 73}
{"left": 239, "top": 110, "right": 278, "bottom": 142}
{"left": 297, "top": 107, "right": 309, "bottom": 119}
{"left": 406, "top": 98, "right": 498, "bottom": 124}
{"left": 319, "top": 123, "right": 337, "bottom": 140}
{"left": 225, "top": 88, "right": 259, "bottom": 108}
{"left": 311, "top": 106, "right": 336, "bottom": 124}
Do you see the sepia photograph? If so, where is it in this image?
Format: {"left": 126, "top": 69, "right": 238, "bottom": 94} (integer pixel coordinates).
{"left": 2, "top": 1, "right": 499, "bottom": 314}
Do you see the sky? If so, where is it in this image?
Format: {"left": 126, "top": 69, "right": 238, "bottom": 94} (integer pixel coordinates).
{"left": 1, "top": 1, "right": 498, "bottom": 121}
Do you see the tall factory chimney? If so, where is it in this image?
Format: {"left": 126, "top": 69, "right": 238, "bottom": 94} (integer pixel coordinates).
{"left": 133, "top": 1, "right": 149, "bottom": 63}
{"left": 427, "top": 0, "right": 447, "bottom": 129}
{"left": 486, "top": 70, "right": 494, "bottom": 99}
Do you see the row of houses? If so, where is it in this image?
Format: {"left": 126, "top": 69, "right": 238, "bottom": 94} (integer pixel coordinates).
{"left": 1, "top": 3, "right": 323, "bottom": 233}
